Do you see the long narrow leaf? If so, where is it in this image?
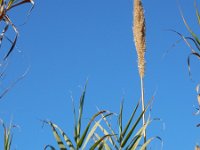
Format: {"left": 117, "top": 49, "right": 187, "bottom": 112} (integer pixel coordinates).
{"left": 129, "top": 119, "right": 151, "bottom": 150}
{"left": 93, "top": 133, "right": 112, "bottom": 150}
{"left": 99, "top": 110, "right": 118, "bottom": 142}
{"left": 70, "top": 94, "right": 78, "bottom": 145}
{"left": 76, "top": 84, "right": 87, "bottom": 143}
{"left": 48, "top": 122, "right": 67, "bottom": 150}
{"left": 89, "top": 134, "right": 111, "bottom": 150}
{"left": 139, "top": 136, "right": 162, "bottom": 150}
{"left": 119, "top": 100, "right": 123, "bottom": 143}
{"left": 96, "top": 118, "right": 119, "bottom": 150}
{"left": 77, "top": 110, "right": 106, "bottom": 148}
{"left": 82, "top": 118, "right": 102, "bottom": 149}
{"left": 121, "top": 104, "right": 148, "bottom": 148}
{"left": 139, "top": 137, "right": 154, "bottom": 150}
{"left": 47, "top": 121, "right": 75, "bottom": 150}
{"left": 121, "top": 100, "right": 140, "bottom": 140}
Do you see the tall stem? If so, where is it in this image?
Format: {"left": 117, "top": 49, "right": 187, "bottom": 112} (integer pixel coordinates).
{"left": 140, "top": 77, "right": 146, "bottom": 144}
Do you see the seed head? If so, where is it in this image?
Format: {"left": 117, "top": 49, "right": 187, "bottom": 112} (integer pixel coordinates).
{"left": 133, "top": 0, "right": 146, "bottom": 78}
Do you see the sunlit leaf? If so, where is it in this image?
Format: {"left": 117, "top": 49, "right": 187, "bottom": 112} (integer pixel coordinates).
{"left": 89, "top": 134, "right": 112, "bottom": 150}
{"left": 47, "top": 121, "right": 67, "bottom": 150}
{"left": 77, "top": 110, "right": 107, "bottom": 148}
{"left": 47, "top": 121, "right": 75, "bottom": 150}
{"left": 121, "top": 100, "right": 140, "bottom": 140}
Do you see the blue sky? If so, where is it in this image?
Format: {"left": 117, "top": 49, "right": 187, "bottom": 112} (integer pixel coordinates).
{"left": 0, "top": 0, "right": 200, "bottom": 149}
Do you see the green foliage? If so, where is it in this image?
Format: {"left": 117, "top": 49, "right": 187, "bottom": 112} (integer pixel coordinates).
{"left": 0, "top": 120, "right": 16, "bottom": 150}
{"left": 44, "top": 81, "right": 159, "bottom": 150}
{"left": 95, "top": 100, "right": 159, "bottom": 150}
{"left": 44, "top": 85, "right": 113, "bottom": 150}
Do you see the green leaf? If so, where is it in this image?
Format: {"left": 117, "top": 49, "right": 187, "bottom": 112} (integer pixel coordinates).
{"left": 89, "top": 134, "right": 111, "bottom": 150}
{"left": 100, "top": 111, "right": 118, "bottom": 142}
{"left": 129, "top": 119, "right": 151, "bottom": 150}
{"left": 92, "top": 133, "right": 112, "bottom": 150}
{"left": 118, "top": 100, "right": 123, "bottom": 143}
{"left": 48, "top": 121, "right": 67, "bottom": 150}
{"left": 121, "top": 100, "right": 140, "bottom": 141}
{"left": 47, "top": 121, "right": 75, "bottom": 150}
{"left": 71, "top": 95, "right": 78, "bottom": 145}
{"left": 139, "top": 137, "right": 154, "bottom": 150}
{"left": 76, "top": 83, "right": 87, "bottom": 144}
{"left": 82, "top": 113, "right": 113, "bottom": 149}
{"left": 95, "top": 118, "right": 119, "bottom": 149}
{"left": 82, "top": 118, "right": 102, "bottom": 149}
{"left": 1, "top": 122, "right": 14, "bottom": 150}
{"left": 77, "top": 110, "right": 106, "bottom": 148}
{"left": 121, "top": 105, "right": 147, "bottom": 148}
{"left": 139, "top": 136, "right": 163, "bottom": 150}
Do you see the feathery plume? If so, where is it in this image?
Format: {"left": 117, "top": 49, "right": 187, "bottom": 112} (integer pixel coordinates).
{"left": 133, "top": 0, "right": 146, "bottom": 78}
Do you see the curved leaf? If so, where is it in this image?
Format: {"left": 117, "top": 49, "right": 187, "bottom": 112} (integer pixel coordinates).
{"left": 44, "top": 145, "right": 56, "bottom": 150}
{"left": 77, "top": 110, "right": 106, "bottom": 148}
{"left": 47, "top": 121, "right": 74, "bottom": 150}
{"left": 89, "top": 134, "right": 111, "bottom": 150}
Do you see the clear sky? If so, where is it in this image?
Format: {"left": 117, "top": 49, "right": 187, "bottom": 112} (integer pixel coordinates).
{"left": 0, "top": 0, "right": 200, "bottom": 149}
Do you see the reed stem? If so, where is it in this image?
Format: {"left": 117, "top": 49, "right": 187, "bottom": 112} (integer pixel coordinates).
{"left": 140, "top": 77, "right": 146, "bottom": 144}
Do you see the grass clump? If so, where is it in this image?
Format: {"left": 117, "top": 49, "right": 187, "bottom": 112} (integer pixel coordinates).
{"left": 44, "top": 85, "right": 112, "bottom": 150}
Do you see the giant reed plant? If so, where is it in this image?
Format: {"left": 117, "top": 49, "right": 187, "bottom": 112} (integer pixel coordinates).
{"left": 45, "top": 86, "right": 157, "bottom": 150}
{"left": 133, "top": 0, "right": 146, "bottom": 143}
{"left": 46, "top": 0, "right": 157, "bottom": 149}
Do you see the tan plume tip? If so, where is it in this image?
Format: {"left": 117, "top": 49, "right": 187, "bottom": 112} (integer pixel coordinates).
{"left": 133, "top": 0, "right": 146, "bottom": 78}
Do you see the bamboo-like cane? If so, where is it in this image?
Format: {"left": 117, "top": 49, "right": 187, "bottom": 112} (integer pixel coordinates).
{"left": 133, "top": 0, "right": 146, "bottom": 144}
